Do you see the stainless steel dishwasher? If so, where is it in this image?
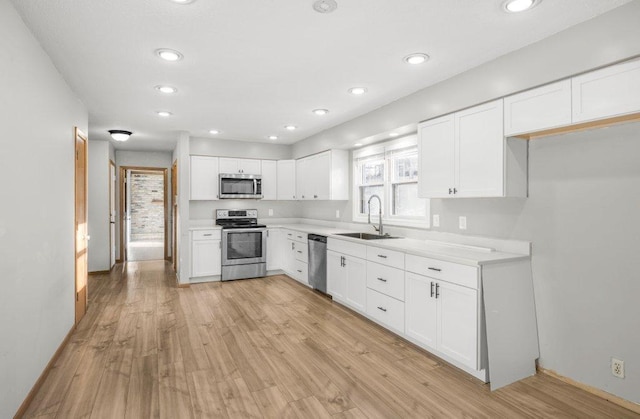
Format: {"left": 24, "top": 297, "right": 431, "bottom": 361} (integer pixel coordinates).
{"left": 307, "top": 234, "right": 327, "bottom": 293}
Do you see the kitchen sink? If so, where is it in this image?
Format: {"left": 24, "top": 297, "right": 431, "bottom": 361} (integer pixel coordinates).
{"left": 335, "top": 232, "right": 401, "bottom": 240}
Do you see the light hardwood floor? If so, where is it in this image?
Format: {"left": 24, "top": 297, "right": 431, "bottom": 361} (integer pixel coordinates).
{"left": 22, "top": 260, "right": 638, "bottom": 418}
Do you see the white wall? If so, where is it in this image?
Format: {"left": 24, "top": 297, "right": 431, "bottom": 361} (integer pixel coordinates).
{"left": 88, "top": 140, "right": 111, "bottom": 272}
{"left": 0, "top": 0, "right": 88, "bottom": 416}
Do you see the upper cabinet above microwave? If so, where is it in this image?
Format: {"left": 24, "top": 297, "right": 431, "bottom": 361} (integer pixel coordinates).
{"left": 190, "top": 156, "right": 219, "bottom": 200}
{"left": 219, "top": 158, "right": 261, "bottom": 175}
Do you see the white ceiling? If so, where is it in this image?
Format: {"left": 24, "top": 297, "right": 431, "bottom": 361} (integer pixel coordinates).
{"left": 10, "top": 0, "right": 632, "bottom": 151}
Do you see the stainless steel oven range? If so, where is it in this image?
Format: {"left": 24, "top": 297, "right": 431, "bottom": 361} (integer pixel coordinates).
{"left": 216, "top": 209, "right": 267, "bottom": 281}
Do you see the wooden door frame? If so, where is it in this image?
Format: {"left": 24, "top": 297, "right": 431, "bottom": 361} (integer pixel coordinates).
{"left": 74, "top": 127, "right": 88, "bottom": 325}
{"left": 171, "top": 160, "right": 178, "bottom": 272}
{"left": 109, "top": 159, "right": 116, "bottom": 268}
{"left": 119, "top": 166, "right": 169, "bottom": 262}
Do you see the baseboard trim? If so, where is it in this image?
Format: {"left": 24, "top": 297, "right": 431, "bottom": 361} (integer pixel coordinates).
{"left": 538, "top": 367, "right": 640, "bottom": 415}
{"left": 88, "top": 270, "right": 110, "bottom": 275}
{"left": 14, "top": 325, "right": 75, "bottom": 419}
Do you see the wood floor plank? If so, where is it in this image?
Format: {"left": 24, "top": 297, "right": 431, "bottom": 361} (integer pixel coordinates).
{"left": 187, "top": 369, "right": 229, "bottom": 419}
{"left": 125, "top": 354, "right": 159, "bottom": 419}
{"left": 158, "top": 361, "right": 194, "bottom": 419}
{"left": 217, "top": 377, "right": 263, "bottom": 419}
{"left": 251, "top": 386, "right": 296, "bottom": 418}
{"left": 89, "top": 347, "right": 134, "bottom": 419}
{"left": 290, "top": 395, "right": 334, "bottom": 419}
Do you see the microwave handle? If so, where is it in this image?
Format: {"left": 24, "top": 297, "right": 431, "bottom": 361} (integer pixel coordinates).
{"left": 254, "top": 178, "right": 257, "bottom": 193}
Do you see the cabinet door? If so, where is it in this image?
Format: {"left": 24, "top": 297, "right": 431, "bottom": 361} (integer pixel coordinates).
{"left": 191, "top": 240, "right": 221, "bottom": 277}
{"left": 437, "top": 281, "right": 478, "bottom": 369}
{"left": 345, "top": 255, "right": 366, "bottom": 313}
{"left": 572, "top": 58, "right": 640, "bottom": 123}
{"left": 504, "top": 80, "right": 572, "bottom": 136}
{"left": 284, "top": 239, "right": 296, "bottom": 275}
{"left": 218, "top": 158, "right": 239, "bottom": 174}
{"left": 266, "top": 228, "right": 281, "bottom": 271}
{"left": 313, "top": 151, "right": 332, "bottom": 200}
{"left": 327, "top": 251, "right": 345, "bottom": 301}
{"left": 455, "top": 99, "right": 504, "bottom": 198}
{"left": 405, "top": 272, "right": 438, "bottom": 351}
{"left": 190, "top": 156, "right": 219, "bottom": 200}
{"left": 277, "top": 160, "right": 296, "bottom": 200}
{"left": 261, "top": 160, "right": 277, "bottom": 200}
{"left": 240, "top": 159, "right": 261, "bottom": 175}
{"left": 295, "top": 157, "right": 310, "bottom": 200}
{"left": 418, "top": 115, "right": 455, "bottom": 198}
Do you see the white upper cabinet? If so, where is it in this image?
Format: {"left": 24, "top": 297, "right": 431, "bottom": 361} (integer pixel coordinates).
{"left": 572, "top": 58, "right": 640, "bottom": 124}
{"left": 418, "top": 99, "right": 527, "bottom": 198}
{"left": 190, "top": 156, "right": 219, "bottom": 200}
{"left": 260, "top": 160, "right": 277, "bottom": 200}
{"left": 219, "top": 157, "right": 261, "bottom": 175}
{"left": 277, "top": 160, "right": 296, "bottom": 200}
{"left": 504, "top": 80, "right": 572, "bottom": 136}
{"left": 296, "top": 150, "right": 348, "bottom": 201}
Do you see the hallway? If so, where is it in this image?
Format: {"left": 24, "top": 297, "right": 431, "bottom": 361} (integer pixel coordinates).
{"left": 22, "top": 261, "right": 638, "bottom": 418}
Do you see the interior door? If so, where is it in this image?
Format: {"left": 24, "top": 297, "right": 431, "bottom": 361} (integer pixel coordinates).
{"left": 75, "top": 128, "right": 88, "bottom": 324}
{"left": 109, "top": 161, "right": 116, "bottom": 268}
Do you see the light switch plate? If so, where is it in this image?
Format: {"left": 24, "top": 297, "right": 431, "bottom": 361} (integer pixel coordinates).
{"left": 268, "top": 209, "right": 273, "bottom": 216}
{"left": 432, "top": 214, "right": 440, "bottom": 227}
{"left": 459, "top": 216, "right": 467, "bottom": 230}
{"left": 336, "top": 210, "right": 340, "bottom": 218}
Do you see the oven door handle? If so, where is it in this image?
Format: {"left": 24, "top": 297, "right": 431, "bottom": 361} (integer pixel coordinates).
{"left": 223, "top": 227, "right": 266, "bottom": 233}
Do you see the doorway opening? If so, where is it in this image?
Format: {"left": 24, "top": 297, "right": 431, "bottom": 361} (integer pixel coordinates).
{"left": 120, "top": 167, "right": 168, "bottom": 262}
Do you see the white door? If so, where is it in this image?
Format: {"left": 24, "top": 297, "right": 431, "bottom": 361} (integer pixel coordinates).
{"left": 455, "top": 100, "right": 504, "bottom": 198}
{"left": 261, "top": 160, "right": 277, "bottom": 200}
{"left": 190, "top": 156, "right": 219, "bottom": 200}
{"left": 109, "top": 162, "right": 116, "bottom": 268}
{"left": 418, "top": 114, "right": 455, "bottom": 198}
{"left": 327, "top": 251, "right": 345, "bottom": 301}
{"left": 345, "top": 255, "right": 367, "bottom": 312}
{"left": 313, "top": 151, "right": 332, "bottom": 200}
{"left": 405, "top": 272, "right": 438, "bottom": 351}
{"left": 277, "top": 160, "right": 296, "bottom": 200}
{"left": 239, "top": 159, "right": 261, "bottom": 175}
{"left": 437, "top": 281, "right": 478, "bottom": 369}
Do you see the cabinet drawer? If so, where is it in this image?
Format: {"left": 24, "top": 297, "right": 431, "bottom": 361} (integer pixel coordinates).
{"left": 366, "top": 289, "right": 404, "bottom": 333}
{"left": 294, "top": 260, "right": 308, "bottom": 284}
{"left": 405, "top": 254, "right": 478, "bottom": 289}
{"left": 294, "top": 242, "right": 308, "bottom": 263}
{"left": 366, "top": 262, "right": 405, "bottom": 301}
{"left": 327, "top": 238, "right": 367, "bottom": 259}
{"left": 366, "top": 246, "right": 404, "bottom": 269}
{"left": 192, "top": 230, "right": 221, "bottom": 240}
{"left": 284, "top": 230, "right": 307, "bottom": 243}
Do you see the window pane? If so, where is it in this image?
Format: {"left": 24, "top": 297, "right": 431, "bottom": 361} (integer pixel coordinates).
{"left": 361, "top": 159, "right": 385, "bottom": 185}
{"left": 391, "top": 154, "right": 418, "bottom": 182}
{"left": 359, "top": 185, "right": 384, "bottom": 214}
{"left": 392, "top": 182, "right": 425, "bottom": 216}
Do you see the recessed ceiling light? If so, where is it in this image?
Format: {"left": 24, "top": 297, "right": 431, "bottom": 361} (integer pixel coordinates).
{"left": 284, "top": 125, "right": 297, "bottom": 131}
{"left": 503, "top": 0, "right": 539, "bottom": 13}
{"left": 155, "top": 85, "right": 177, "bottom": 94}
{"left": 170, "top": 0, "right": 195, "bottom": 4}
{"left": 268, "top": 135, "right": 278, "bottom": 140}
{"left": 108, "top": 130, "right": 132, "bottom": 142}
{"left": 389, "top": 132, "right": 399, "bottom": 137}
{"left": 156, "top": 49, "right": 183, "bottom": 62}
{"left": 157, "top": 111, "right": 172, "bottom": 117}
{"left": 348, "top": 87, "right": 367, "bottom": 95}
{"left": 209, "top": 130, "right": 220, "bottom": 135}
{"left": 312, "top": 0, "right": 337, "bottom": 14}
{"left": 404, "top": 53, "right": 430, "bottom": 65}
{"left": 312, "top": 109, "right": 329, "bottom": 116}
{"left": 354, "top": 143, "right": 363, "bottom": 147}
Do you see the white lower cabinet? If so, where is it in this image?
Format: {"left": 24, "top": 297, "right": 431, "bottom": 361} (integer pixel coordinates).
{"left": 283, "top": 230, "right": 309, "bottom": 285}
{"left": 366, "top": 288, "right": 405, "bottom": 333}
{"left": 191, "top": 230, "right": 222, "bottom": 278}
{"left": 266, "top": 228, "right": 284, "bottom": 271}
{"left": 327, "top": 250, "right": 366, "bottom": 313}
{"left": 405, "top": 271, "right": 478, "bottom": 370}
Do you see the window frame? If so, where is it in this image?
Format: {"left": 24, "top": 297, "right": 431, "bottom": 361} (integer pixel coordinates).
{"left": 352, "top": 135, "right": 430, "bottom": 228}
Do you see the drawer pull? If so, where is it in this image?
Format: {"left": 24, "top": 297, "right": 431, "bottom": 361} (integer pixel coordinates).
{"left": 377, "top": 254, "right": 387, "bottom": 259}
{"left": 288, "top": 233, "right": 293, "bottom": 236}
{"left": 297, "top": 251, "right": 302, "bottom": 254}
{"left": 428, "top": 267, "right": 441, "bottom": 272}
{"left": 203, "top": 233, "right": 212, "bottom": 237}
{"left": 377, "top": 306, "right": 387, "bottom": 312}
{"left": 377, "top": 277, "right": 387, "bottom": 282}
{"left": 297, "top": 270, "right": 302, "bottom": 273}
{"left": 297, "top": 235, "right": 303, "bottom": 239}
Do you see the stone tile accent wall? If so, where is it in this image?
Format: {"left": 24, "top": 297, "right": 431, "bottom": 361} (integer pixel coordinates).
{"left": 130, "top": 172, "right": 164, "bottom": 242}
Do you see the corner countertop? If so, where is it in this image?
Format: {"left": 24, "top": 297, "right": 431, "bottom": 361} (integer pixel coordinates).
{"left": 189, "top": 224, "right": 222, "bottom": 231}
{"left": 268, "top": 223, "right": 528, "bottom": 267}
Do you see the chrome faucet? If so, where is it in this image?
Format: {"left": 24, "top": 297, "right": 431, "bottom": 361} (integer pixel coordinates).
{"left": 367, "top": 194, "right": 383, "bottom": 236}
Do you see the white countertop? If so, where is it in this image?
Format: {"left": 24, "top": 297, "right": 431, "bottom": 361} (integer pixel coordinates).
{"left": 189, "top": 225, "right": 221, "bottom": 231}
{"left": 268, "top": 223, "right": 528, "bottom": 267}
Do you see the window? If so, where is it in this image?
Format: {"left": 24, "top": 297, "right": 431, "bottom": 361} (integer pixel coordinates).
{"left": 353, "top": 135, "right": 429, "bottom": 227}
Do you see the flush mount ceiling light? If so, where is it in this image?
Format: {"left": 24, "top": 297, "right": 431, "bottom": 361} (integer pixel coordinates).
{"left": 157, "top": 111, "right": 172, "bottom": 117}
{"left": 354, "top": 143, "right": 363, "bottom": 147}
{"left": 312, "top": 109, "right": 329, "bottom": 116}
{"left": 268, "top": 135, "right": 278, "bottom": 140}
{"left": 155, "top": 85, "right": 177, "bottom": 94}
{"left": 348, "top": 87, "right": 367, "bottom": 95}
{"left": 389, "top": 132, "right": 399, "bottom": 137}
{"left": 284, "top": 125, "right": 297, "bottom": 131}
{"left": 404, "top": 53, "right": 430, "bottom": 65}
{"left": 156, "top": 48, "right": 183, "bottom": 62}
{"left": 313, "top": 0, "right": 337, "bottom": 14}
{"left": 209, "top": 129, "right": 220, "bottom": 135}
{"left": 108, "top": 130, "right": 132, "bottom": 142}
{"left": 503, "top": 0, "right": 539, "bottom": 13}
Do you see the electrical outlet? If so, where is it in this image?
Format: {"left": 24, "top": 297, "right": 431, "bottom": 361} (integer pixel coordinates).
{"left": 432, "top": 214, "right": 440, "bottom": 227}
{"left": 268, "top": 209, "right": 273, "bottom": 216}
{"left": 459, "top": 216, "right": 467, "bottom": 230}
{"left": 336, "top": 210, "right": 340, "bottom": 218}
{"left": 612, "top": 358, "right": 625, "bottom": 378}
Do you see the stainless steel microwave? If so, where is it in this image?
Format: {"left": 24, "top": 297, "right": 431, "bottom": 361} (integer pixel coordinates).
{"left": 219, "top": 173, "right": 263, "bottom": 199}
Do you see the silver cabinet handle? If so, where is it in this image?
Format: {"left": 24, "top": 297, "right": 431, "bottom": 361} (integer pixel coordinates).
{"left": 314, "top": 195, "right": 318, "bottom": 198}
{"left": 428, "top": 267, "right": 441, "bottom": 272}
{"left": 435, "top": 283, "right": 440, "bottom": 299}
{"left": 377, "top": 277, "right": 387, "bottom": 282}
{"left": 377, "top": 254, "right": 387, "bottom": 259}
{"left": 291, "top": 242, "right": 294, "bottom": 250}
{"left": 203, "top": 233, "right": 212, "bottom": 237}
{"left": 297, "top": 269, "right": 302, "bottom": 273}
{"left": 377, "top": 306, "right": 387, "bottom": 312}
{"left": 297, "top": 251, "right": 302, "bottom": 254}
{"left": 430, "top": 281, "right": 434, "bottom": 298}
